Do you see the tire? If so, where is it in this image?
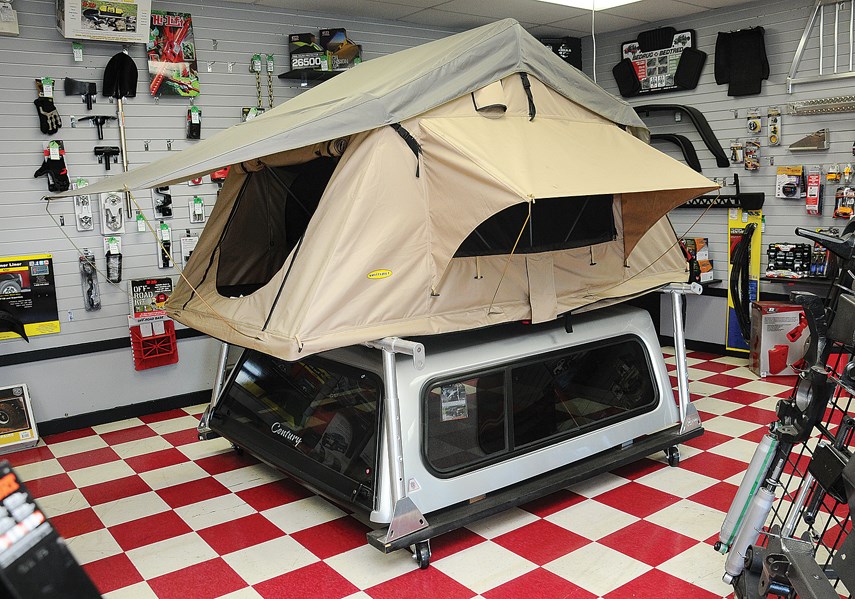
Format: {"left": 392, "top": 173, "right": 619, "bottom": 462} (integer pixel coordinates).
{"left": 0, "top": 280, "right": 21, "bottom": 295}
{"left": 665, "top": 446, "right": 680, "bottom": 467}
{"left": 414, "top": 540, "right": 431, "bottom": 569}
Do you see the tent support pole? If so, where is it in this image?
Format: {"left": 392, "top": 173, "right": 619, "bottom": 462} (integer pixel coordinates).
{"left": 661, "top": 283, "right": 703, "bottom": 434}
{"left": 364, "top": 337, "right": 428, "bottom": 544}
{"left": 197, "top": 341, "right": 230, "bottom": 440}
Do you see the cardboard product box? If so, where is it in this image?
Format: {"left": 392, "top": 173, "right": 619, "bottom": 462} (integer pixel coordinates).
{"left": 749, "top": 301, "right": 807, "bottom": 377}
{"left": 683, "top": 237, "right": 713, "bottom": 283}
{"left": 56, "top": 0, "right": 151, "bottom": 44}
{"left": 289, "top": 32, "right": 324, "bottom": 71}
{"left": 320, "top": 27, "right": 362, "bottom": 71}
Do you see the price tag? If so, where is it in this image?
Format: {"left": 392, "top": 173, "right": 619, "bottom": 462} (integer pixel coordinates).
{"left": 266, "top": 54, "right": 274, "bottom": 73}
{"left": 136, "top": 211, "right": 145, "bottom": 232}
{"left": 48, "top": 141, "right": 60, "bottom": 160}
{"left": 72, "top": 42, "right": 84, "bottom": 62}
{"left": 251, "top": 54, "right": 262, "bottom": 73}
{"left": 41, "top": 77, "right": 54, "bottom": 98}
{"left": 190, "top": 106, "right": 200, "bottom": 123}
{"left": 107, "top": 237, "right": 120, "bottom": 254}
{"left": 160, "top": 223, "right": 170, "bottom": 241}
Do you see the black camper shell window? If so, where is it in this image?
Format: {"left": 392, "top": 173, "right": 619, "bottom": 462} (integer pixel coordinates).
{"left": 455, "top": 194, "right": 616, "bottom": 258}
{"left": 422, "top": 335, "right": 658, "bottom": 477}
{"left": 215, "top": 158, "right": 336, "bottom": 297}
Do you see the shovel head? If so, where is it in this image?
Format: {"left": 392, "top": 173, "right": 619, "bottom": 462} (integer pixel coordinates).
{"left": 103, "top": 51, "right": 138, "bottom": 99}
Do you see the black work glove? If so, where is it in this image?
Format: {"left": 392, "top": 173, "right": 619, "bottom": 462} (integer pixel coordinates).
{"left": 34, "top": 97, "right": 62, "bottom": 135}
{"left": 34, "top": 156, "right": 70, "bottom": 192}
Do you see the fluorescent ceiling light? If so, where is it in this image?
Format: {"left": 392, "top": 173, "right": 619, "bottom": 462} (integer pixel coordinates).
{"left": 535, "top": 0, "right": 642, "bottom": 10}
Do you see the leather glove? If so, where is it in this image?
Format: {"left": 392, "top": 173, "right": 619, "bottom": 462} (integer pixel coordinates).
{"left": 34, "top": 156, "right": 70, "bottom": 192}
{"left": 34, "top": 97, "right": 62, "bottom": 135}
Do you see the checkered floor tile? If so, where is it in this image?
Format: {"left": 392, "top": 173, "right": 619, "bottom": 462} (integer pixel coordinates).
{"left": 5, "top": 349, "right": 785, "bottom": 598}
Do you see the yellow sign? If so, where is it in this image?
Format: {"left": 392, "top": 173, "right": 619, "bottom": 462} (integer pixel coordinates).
{"left": 367, "top": 269, "right": 392, "bottom": 280}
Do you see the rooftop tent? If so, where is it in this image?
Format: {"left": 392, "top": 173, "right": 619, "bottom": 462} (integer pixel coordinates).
{"left": 55, "top": 19, "right": 717, "bottom": 361}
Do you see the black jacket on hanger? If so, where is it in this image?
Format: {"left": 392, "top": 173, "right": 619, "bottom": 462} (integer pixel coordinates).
{"left": 715, "top": 27, "right": 770, "bottom": 96}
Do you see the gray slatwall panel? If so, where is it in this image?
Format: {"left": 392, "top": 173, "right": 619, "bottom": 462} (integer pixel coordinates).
{"left": 0, "top": 0, "right": 451, "bottom": 362}
{"left": 585, "top": 0, "right": 855, "bottom": 293}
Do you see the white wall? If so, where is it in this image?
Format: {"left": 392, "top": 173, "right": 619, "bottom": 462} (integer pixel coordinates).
{"left": 0, "top": 0, "right": 451, "bottom": 422}
{"left": 582, "top": 0, "right": 855, "bottom": 345}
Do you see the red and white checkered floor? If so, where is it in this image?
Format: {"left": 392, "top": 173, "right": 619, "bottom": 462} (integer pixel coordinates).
{"left": 7, "top": 349, "right": 799, "bottom": 599}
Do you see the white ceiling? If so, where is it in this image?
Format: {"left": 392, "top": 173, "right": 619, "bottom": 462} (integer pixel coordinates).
{"left": 238, "top": 0, "right": 748, "bottom": 36}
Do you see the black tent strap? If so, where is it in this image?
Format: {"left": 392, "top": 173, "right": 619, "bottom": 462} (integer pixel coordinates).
{"left": 389, "top": 123, "right": 421, "bottom": 177}
{"left": 519, "top": 73, "right": 536, "bottom": 121}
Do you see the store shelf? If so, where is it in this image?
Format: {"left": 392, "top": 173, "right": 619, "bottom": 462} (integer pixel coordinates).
{"left": 277, "top": 69, "right": 339, "bottom": 82}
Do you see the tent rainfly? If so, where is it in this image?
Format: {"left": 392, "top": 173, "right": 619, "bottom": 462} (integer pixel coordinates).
{"left": 55, "top": 19, "right": 717, "bottom": 361}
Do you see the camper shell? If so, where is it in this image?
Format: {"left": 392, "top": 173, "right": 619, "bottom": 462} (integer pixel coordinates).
{"left": 206, "top": 302, "right": 702, "bottom": 567}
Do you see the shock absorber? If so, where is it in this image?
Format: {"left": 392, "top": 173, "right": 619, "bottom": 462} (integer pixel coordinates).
{"left": 722, "top": 486, "right": 777, "bottom": 584}
{"left": 716, "top": 433, "right": 778, "bottom": 554}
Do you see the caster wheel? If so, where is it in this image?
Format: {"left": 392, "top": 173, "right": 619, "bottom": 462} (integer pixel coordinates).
{"left": 232, "top": 444, "right": 244, "bottom": 456}
{"left": 413, "top": 540, "right": 431, "bottom": 569}
{"left": 665, "top": 446, "right": 680, "bottom": 467}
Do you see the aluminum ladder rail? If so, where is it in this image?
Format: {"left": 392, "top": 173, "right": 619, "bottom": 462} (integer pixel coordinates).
{"left": 788, "top": 0, "right": 855, "bottom": 92}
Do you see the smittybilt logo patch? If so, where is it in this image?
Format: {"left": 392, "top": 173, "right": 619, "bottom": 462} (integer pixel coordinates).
{"left": 271, "top": 422, "right": 302, "bottom": 447}
{"left": 367, "top": 269, "right": 392, "bottom": 280}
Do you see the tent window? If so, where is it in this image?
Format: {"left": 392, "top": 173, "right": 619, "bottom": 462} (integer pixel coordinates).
{"left": 216, "top": 157, "right": 337, "bottom": 297}
{"left": 454, "top": 194, "right": 616, "bottom": 258}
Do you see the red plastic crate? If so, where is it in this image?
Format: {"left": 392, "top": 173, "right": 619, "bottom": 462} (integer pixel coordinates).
{"left": 129, "top": 319, "right": 179, "bottom": 370}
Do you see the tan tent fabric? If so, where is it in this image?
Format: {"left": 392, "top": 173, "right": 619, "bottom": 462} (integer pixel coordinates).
{"left": 164, "top": 64, "right": 715, "bottom": 361}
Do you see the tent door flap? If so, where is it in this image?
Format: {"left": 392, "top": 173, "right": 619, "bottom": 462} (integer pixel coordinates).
{"left": 526, "top": 254, "right": 557, "bottom": 323}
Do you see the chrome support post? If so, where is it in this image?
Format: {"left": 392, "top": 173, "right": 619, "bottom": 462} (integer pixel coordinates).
{"left": 661, "top": 283, "right": 703, "bottom": 433}
{"left": 198, "top": 341, "right": 230, "bottom": 439}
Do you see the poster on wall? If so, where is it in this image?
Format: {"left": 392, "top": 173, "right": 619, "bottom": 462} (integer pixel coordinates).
{"left": 620, "top": 29, "right": 696, "bottom": 95}
{"left": 147, "top": 10, "right": 200, "bottom": 97}
{"left": 129, "top": 277, "right": 174, "bottom": 320}
{"left": 0, "top": 255, "right": 60, "bottom": 340}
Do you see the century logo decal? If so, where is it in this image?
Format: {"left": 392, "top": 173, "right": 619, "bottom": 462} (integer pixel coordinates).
{"left": 367, "top": 269, "right": 392, "bottom": 280}
{"left": 270, "top": 422, "right": 302, "bottom": 447}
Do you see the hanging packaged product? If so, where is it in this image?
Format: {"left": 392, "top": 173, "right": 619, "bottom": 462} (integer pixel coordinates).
{"left": 179, "top": 232, "right": 198, "bottom": 267}
{"left": 33, "top": 77, "right": 62, "bottom": 135}
{"left": 767, "top": 106, "right": 781, "bottom": 146}
{"left": 242, "top": 54, "right": 265, "bottom": 122}
{"left": 33, "top": 141, "right": 69, "bottom": 192}
{"left": 744, "top": 139, "right": 760, "bottom": 171}
{"left": 73, "top": 178, "right": 93, "bottom": 231}
{"left": 845, "top": 163, "right": 853, "bottom": 184}
{"left": 806, "top": 166, "right": 822, "bottom": 215}
{"left": 147, "top": 10, "right": 200, "bottom": 97}
{"left": 833, "top": 186, "right": 855, "bottom": 218}
{"left": 189, "top": 196, "right": 205, "bottom": 223}
{"left": 810, "top": 227, "right": 839, "bottom": 277}
{"left": 726, "top": 208, "right": 762, "bottom": 352}
{"left": 775, "top": 165, "right": 804, "bottom": 198}
{"left": 826, "top": 164, "right": 841, "bottom": 183}
{"left": 730, "top": 141, "right": 744, "bottom": 163}
{"left": 265, "top": 54, "right": 275, "bottom": 108}
{"left": 186, "top": 105, "right": 201, "bottom": 139}
{"left": 766, "top": 242, "right": 812, "bottom": 278}
{"left": 157, "top": 221, "right": 172, "bottom": 268}
{"left": 746, "top": 108, "right": 761, "bottom": 134}
{"left": 78, "top": 249, "right": 101, "bottom": 311}
{"left": 127, "top": 277, "right": 179, "bottom": 370}
{"left": 103, "top": 236, "right": 122, "bottom": 283}
{"left": 100, "top": 192, "right": 125, "bottom": 234}
{"left": 152, "top": 186, "right": 172, "bottom": 218}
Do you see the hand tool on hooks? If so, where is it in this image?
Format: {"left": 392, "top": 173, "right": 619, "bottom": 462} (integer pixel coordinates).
{"left": 94, "top": 146, "right": 120, "bottom": 171}
{"left": 78, "top": 115, "right": 116, "bottom": 140}
{"left": 103, "top": 49, "right": 138, "bottom": 214}
{"left": 64, "top": 77, "right": 97, "bottom": 109}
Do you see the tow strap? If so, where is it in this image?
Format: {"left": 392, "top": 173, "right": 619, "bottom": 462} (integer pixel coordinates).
{"left": 390, "top": 123, "right": 421, "bottom": 177}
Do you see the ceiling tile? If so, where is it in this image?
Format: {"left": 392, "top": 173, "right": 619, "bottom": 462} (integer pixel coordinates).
{"left": 439, "top": 0, "right": 587, "bottom": 25}
{"left": 550, "top": 11, "right": 647, "bottom": 34}
{"left": 682, "top": 0, "right": 749, "bottom": 8}
{"left": 603, "top": 0, "right": 708, "bottom": 22}
{"left": 526, "top": 23, "right": 591, "bottom": 37}
{"left": 399, "top": 8, "right": 536, "bottom": 29}
{"left": 267, "top": 0, "right": 423, "bottom": 18}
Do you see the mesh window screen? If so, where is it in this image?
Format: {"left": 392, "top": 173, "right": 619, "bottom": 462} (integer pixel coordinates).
{"left": 455, "top": 194, "right": 616, "bottom": 257}
{"left": 216, "top": 158, "right": 336, "bottom": 297}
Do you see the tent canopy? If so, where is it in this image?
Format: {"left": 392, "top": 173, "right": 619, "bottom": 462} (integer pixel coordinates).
{"left": 53, "top": 20, "right": 717, "bottom": 361}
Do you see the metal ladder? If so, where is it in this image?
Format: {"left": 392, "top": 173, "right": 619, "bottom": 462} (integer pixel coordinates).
{"left": 788, "top": 0, "right": 855, "bottom": 92}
